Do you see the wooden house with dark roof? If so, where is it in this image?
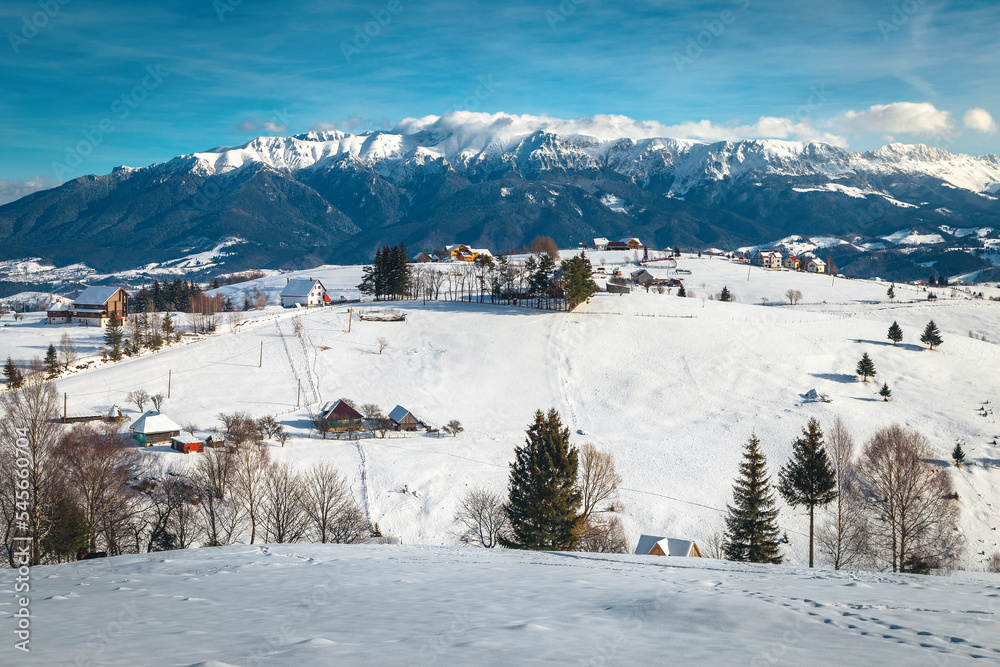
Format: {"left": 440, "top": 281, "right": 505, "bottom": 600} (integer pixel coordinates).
{"left": 316, "top": 399, "right": 364, "bottom": 433}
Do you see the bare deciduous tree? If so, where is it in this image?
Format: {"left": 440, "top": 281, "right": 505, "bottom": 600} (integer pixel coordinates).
{"left": 58, "top": 332, "right": 77, "bottom": 370}
{"left": 816, "top": 417, "right": 871, "bottom": 570}
{"left": 0, "top": 372, "right": 62, "bottom": 564}
{"left": 444, "top": 420, "right": 463, "bottom": 437}
{"left": 300, "top": 461, "right": 367, "bottom": 544}
{"left": 454, "top": 487, "right": 510, "bottom": 548}
{"left": 231, "top": 442, "right": 271, "bottom": 544}
{"left": 575, "top": 515, "right": 629, "bottom": 554}
{"left": 218, "top": 411, "right": 263, "bottom": 447}
{"left": 183, "top": 422, "right": 199, "bottom": 438}
{"left": 576, "top": 443, "right": 622, "bottom": 520}
{"left": 150, "top": 393, "right": 165, "bottom": 411}
{"left": 855, "top": 423, "right": 964, "bottom": 572}
{"left": 127, "top": 389, "right": 150, "bottom": 413}
{"left": 786, "top": 289, "right": 803, "bottom": 305}
{"left": 376, "top": 337, "right": 389, "bottom": 355}
{"left": 700, "top": 530, "right": 726, "bottom": 559}
{"left": 262, "top": 461, "right": 307, "bottom": 544}
{"left": 193, "top": 449, "right": 241, "bottom": 547}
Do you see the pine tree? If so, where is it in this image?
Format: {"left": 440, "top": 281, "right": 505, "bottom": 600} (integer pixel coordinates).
{"left": 44, "top": 343, "right": 60, "bottom": 376}
{"left": 856, "top": 352, "right": 876, "bottom": 382}
{"left": 561, "top": 252, "right": 599, "bottom": 310}
{"left": 887, "top": 321, "right": 903, "bottom": 346}
{"left": 104, "top": 313, "right": 124, "bottom": 360}
{"left": 677, "top": 284, "right": 686, "bottom": 298}
{"left": 161, "top": 312, "right": 175, "bottom": 342}
{"left": 887, "top": 284, "right": 895, "bottom": 302}
{"left": 719, "top": 286, "right": 732, "bottom": 302}
{"left": 778, "top": 419, "right": 836, "bottom": 568}
{"left": 879, "top": 382, "right": 892, "bottom": 402}
{"left": 642, "top": 246, "right": 649, "bottom": 261}
{"left": 920, "top": 320, "right": 943, "bottom": 350}
{"left": 952, "top": 443, "right": 965, "bottom": 468}
{"left": 723, "top": 433, "right": 783, "bottom": 564}
{"left": 502, "top": 409, "right": 582, "bottom": 550}
{"left": 41, "top": 495, "right": 89, "bottom": 563}
{"left": 3, "top": 356, "right": 24, "bottom": 389}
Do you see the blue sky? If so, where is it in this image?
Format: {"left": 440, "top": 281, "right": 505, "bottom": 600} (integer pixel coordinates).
{"left": 1, "top": 0, "right": 998, "bottom": 196}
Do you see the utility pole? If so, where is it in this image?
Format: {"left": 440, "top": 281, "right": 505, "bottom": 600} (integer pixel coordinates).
{"left": 64, "top": 392, "right": 67, "bottom": 422}
{"left": 747, "top": 265, "right": 751, "bottom": 281}
{"left": 347, "top": 308, "right": 353, "bottom": 333}
{"left": 297, "top": 380, "right": 301, "bottom": 408}
{"left": 167, "top": 370, "right": 171, "bottom": 398}
{"left": 259, "top": 341, "right": 263, "bottom": 368}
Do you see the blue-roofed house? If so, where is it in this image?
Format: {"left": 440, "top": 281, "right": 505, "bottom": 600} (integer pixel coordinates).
{"left": 280, "top": 278, "right": 328, "bottom": 308}
{"left": 388, "top": 405, "right": 420, "bottom": 431}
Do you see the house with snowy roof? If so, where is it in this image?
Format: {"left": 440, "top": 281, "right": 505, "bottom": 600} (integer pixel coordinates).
{"left": 592, "top": 237, "right": 610, "bottom": 250}
{"left": 783, "top": 255, "right": 801, "bottom": 271}
{"left": 634, "top": 535, "right": 702, "bottom": 558}
{"left": 59, "top": 286, "right": 129, "bottom": 326}
{"left": 316, "top": 399, "right": 364, "bottom": 434}
{"left": 806, "top": 258, "right": 827, "bottom": 274}
{"left": 280, "top": 278, "right": 328, "bottom": 308}
{"left": 619, "top": 237, "right": 643, "bottom": 250}
{"left": 129, "top": 410, "right": 182, "bottom": 446}
{"left": 388, "top": 405, "right": 420, "bottom": 431}
{"left": 751, "top": 250, "right": 782, "bottom": 270}
{"left": 46, "top": 298, "right": 71, "bottom": 324}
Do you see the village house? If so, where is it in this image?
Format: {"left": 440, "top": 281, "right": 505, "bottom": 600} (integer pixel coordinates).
{"left": 783, "top": 255, "right": 801, "bottom": 271}
{"left": 388, "top": 405, "right": 420, "bottom": 431}
{"left": 129, "top": 410, "right": 182, "bottom": 446}
{"left": 55, "top": 286, "right": 130, "bottom": 327}
{"left": 445, "top": 244, "right": 493, "bottom": 262}
{"left": 280, "top": 278, "right": 328, "bottom": 308}
{"left": 751, "top": 250, "right": 783, "bottom": 269}
{"left": 316, "top": 399, "right": 364, "bottom": 433}
{"left": 592, "top": 237, "right": 610, "bottom": 250}
{"left": 410, "top": 252, "right": 436, "bottom": 263}
{"left": 634, "top": 535, "right": 702, "bottom": 558}
{"left": 605, "top": 241, "right": 630, "bottom": 251}
{"left": 806, "top": 258, "right": 827, "bottom": 274}
{"left": 630, "top": 268, "right": 655, "bottom": 287}
{"left": 620, "top": 237, "right": 643, "bottom": 250}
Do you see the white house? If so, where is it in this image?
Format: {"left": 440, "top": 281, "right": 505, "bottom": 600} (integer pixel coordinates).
{"left": 751, "top": 250, "right": 782, "bottom": 270}
{"left": 806, "top": 258, "right": 827, "bottom": 274}
{"left": 634, "top": 535, "right": 702, "bottom": 558}
{"left": 593, "top": 237, "right": 610, "bottom": 250}
{"left": 280, "top": 278, "right": 328, "bottom": 308}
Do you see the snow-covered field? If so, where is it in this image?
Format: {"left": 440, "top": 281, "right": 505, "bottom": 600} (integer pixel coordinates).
{"left": 2, "top": 254, "right": 999, "bottom": 568}
{"left": 2, "top": 543, "right": 999, "bottom": 666}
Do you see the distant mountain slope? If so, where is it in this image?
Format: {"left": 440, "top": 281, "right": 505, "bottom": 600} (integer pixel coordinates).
{"left": 3, "top": 122, "right": 1000, "bottom": 278}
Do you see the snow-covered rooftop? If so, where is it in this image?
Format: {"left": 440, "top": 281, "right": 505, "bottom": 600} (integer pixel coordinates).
{"left": 130, "top": 411, "right": 181, "bottom": 435}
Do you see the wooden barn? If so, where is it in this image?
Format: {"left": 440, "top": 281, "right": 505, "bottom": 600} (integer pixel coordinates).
{"left": 388, "top": 405, "right": 420, "bottom": 431}
{"left": 170, "top": 435, "right": 204, "bottom": 454}
{"left": 634, "top": 535, "right": 702, "bottom": 558}
{"left": 317, "top": 399, "right": 364, "bottom": 433}
{"left": 205, "top": 434, "right": 231, "bottom": 450}
{"left": 129, "top": 411, "right": 182, "bottom": 446}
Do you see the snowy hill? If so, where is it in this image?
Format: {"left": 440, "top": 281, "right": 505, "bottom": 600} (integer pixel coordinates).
{"left": 4, "top": 253, "right": 999, "bottom": 571}
{"left": 1, "top": 543, "right": 998, "bottom": 666}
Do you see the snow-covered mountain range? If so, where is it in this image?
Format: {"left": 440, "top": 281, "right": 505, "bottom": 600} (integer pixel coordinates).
{"left": 2, "top": 113, "right": 1000, "bottom": 280}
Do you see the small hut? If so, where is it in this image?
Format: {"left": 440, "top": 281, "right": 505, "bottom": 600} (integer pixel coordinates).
{"left": 634, "top": 535, "right": 702, "bottom": 558}
{"left": 129, "top": 411, "right": 182, "bottom": 446}
{"left": 170, "top": 435, "right": 204, "bottom": 454}
{"left": 388, "top": 405, "right": 420, "bottom": 431}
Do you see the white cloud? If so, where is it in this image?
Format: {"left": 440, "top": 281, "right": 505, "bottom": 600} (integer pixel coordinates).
{"left": 0, "top": 175, "right": 59, "bottom": 206}
{"left": 309, "top": 121, "right": 339, "bottom": 133}
{"left": 234, "top": 118, "right": 288, "bottom": 134}
{"left": 963, "top": 108, "right": 997, "bottom": 134}
{"left": 393, "top": 112, "right": 846, "bottom": 146}
{"left": 834, "top": 102, "right": 953, "bottom": 137}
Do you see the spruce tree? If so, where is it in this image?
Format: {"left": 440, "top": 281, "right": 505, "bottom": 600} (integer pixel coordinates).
{"left": 3, "top": 356, "right": 23, "bottom": 389}
{"left": 887, "top": 284, "right": 895, "bottom": 302}
{"left": 104, "top": 313, "right": 124, "bottom": 360}
{"left": 41, "top": 495, "right": 89, "bottom": 563}
{"left": 502, "top": 409, "right": 582, "bottom": 550}
{"left": 952, "top": 443, "right": 965, "bottom": 468}
{"left": 723, "top": 433, "right": 783, "bottom": 564}
{"left": 161, "top": 312, "right": 175, "bottom": 342}
{"left": 920, "top": 320, "right": 943, "bottom": 350}
{"left": 778, "top": 418, "right": 837, "bottom": 567}
{"left": 561, "top": 252, "right": 599, "bottom": 310}
{"left": 719, "top": 286, "right": 732, "bottom": 302}
{"left": 44, "top": 343, "right": 60, "bottom": 376}
{"left": 677, "top": 283, "right": 686, "bottom": 297}
{"left": 879, "top": 382, "right": 892, "bottom": 402}
{"left": 887, "top": 321, "right": 903, "bottom": 346}
{"left": 856, "top": 352, "right": 876, "bottom": 382}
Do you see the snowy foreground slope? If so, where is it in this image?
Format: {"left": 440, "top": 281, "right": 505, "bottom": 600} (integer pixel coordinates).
{"left": 1, "top": 544, "right": 999, "bottom": 666}
{"left": 2, "top": 253, "right": 1000, "bottom": 566}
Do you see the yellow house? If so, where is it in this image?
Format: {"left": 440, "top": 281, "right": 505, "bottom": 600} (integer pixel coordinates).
{"left": 446, "top": 244, "right": 493, "bottom": 262}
